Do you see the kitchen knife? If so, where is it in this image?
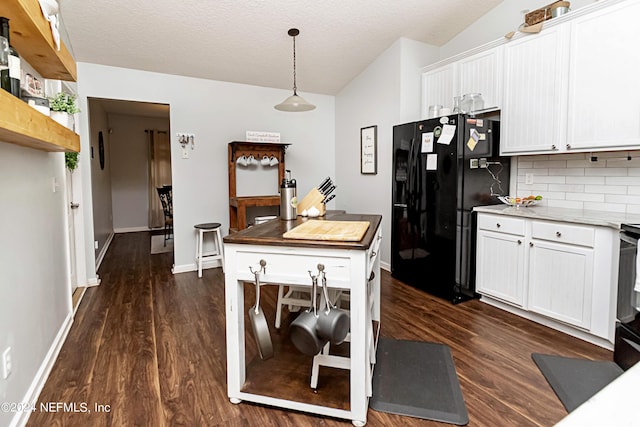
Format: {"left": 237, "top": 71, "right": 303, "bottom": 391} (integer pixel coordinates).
{"left": 319, "top": 180, "right": 333, "bottom": 194}
{"left": 323, "top": 185, "right": 336, "bottom": 196}
{"left": 317, "top": 176, "right": 331, "bottom": 190}
{"left": 322, "top": 194, "right": 335, "bottom": 204}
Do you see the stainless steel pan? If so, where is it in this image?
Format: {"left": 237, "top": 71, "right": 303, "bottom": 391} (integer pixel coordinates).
{"left": 316, "top": 269, "right": 350, "bottom": 345}
{"left": 289, "top": 271, "right": 327, "bottom": 356}
{"left": 249, "top": 260, "right": 273, "bottom": 360}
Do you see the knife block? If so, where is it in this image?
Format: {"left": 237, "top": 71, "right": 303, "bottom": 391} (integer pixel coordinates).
{"left": 296, "top": 188, "right": 326, "bottom": 217}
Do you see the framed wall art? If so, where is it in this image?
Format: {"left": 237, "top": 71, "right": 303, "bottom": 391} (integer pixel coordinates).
{"left": 360, "top": 125, "right": 377, "bottom": 175}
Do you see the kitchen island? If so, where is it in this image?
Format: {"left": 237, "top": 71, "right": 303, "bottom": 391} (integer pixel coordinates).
{"left": 223, "top": 212, "right": 382, "bottom": 426}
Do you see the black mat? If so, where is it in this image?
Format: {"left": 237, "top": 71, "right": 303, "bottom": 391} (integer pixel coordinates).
{"left": 370, "top": 337, "right": 468, "bottom": 425}
{"left": 532, "top": 353, "right": 623, "bottom": 412}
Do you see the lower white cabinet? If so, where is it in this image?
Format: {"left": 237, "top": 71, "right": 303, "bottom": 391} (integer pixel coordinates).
{"left": 476, "top": 220, "right": 526, "bottom": 307}
{"left": 528, "top": 239, "right": 594, "bottom": 329}
{"left": 475, "top": 212, "right": 618, "bottom": 346}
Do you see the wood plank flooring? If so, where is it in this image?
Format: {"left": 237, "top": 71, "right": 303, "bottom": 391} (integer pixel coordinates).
{"left": 27, "top": 231, "right": 611, "bottom": 426}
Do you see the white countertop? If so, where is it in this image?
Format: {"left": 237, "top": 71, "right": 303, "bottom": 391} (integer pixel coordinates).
{"left": 555, "top": 362, "right": 640, "bottom": 426}
{"left": 474, "top": 204, "right": 640, "bottom": 229}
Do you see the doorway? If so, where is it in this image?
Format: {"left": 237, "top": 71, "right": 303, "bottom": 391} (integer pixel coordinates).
{"left": 86, "top": 98, "right": 172, "bottom": 267}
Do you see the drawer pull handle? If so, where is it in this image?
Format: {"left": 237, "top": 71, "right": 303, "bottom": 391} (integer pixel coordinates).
{"left": 496, "top": 223, "right": 501, "bottom": 228}
{"left": 551, "top": 144, "right": 557, "bottom": 150}
{"left": 529, "top": 242, "right": 534, "bottom": 247}
{"left": 566, "top": 144, "right": 572, "bottom": 150}
{"left": 370, "top": 250, "right": 377, "bottom": 259}
{"left": 556, "top": 231, "right": 562, "bottom": 237}
{"left": 517, "top": 240, "right": 522, "bottom": 245}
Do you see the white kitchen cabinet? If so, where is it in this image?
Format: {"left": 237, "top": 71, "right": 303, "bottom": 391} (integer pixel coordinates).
{"left": 475, "top": 211, "right": 619, "bottom": 347}
{"left": 458, "top": 47, "right": 503, "bottom": 111}
{"left": 421, "top": 63, "right": 456, "bottom": 118}
{"left": 528, "top": 239, "right": 594, "bottom": 329}
{"left": 566, "top": 0, "right": 640, "bottom": 151}
{"left": 501, "top": 25, "right": 570, "bottom": 155}
{"left": 476, "top": 228, "right": 526, "bottom": 307}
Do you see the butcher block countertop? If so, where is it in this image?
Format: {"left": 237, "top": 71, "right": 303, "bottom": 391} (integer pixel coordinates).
{"left": 223, "top": 211, "right": 382, "bottom": 250}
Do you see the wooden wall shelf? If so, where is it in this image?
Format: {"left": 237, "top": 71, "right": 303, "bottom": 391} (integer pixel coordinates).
{"left": 5, "top": 0, "right": 77, "bottom": 81}
{"left": 0, "top": 0, "right": 79, "bottom": 153}
{"left": 228, "top": 141, "right": 290, "bottom": 232}
{"left": 0, "top": 90, "right": 80, "bottom": 152}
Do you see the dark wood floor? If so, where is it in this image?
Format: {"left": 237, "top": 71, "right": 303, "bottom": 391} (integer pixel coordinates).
{"left": 28, "top": 231, "right": 611, "bottom": 427}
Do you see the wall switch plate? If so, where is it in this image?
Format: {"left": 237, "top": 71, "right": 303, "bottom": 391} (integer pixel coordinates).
{"left": 94, "top": 240, "right": 99, "bottom": 250}
{"left": 470, "top": 159, "right": 478, "bottom": 169}
{"left": 479, "top": 158, "right": 488, "bottom": 168}
{"left": 525, "top": 173, "right": 534, "bottom": 185}
{"left": 182, "top": 147, "right": 189, "bottom": 159}
{"left": 2, "top": 347, "right": 12, "bottom": 379}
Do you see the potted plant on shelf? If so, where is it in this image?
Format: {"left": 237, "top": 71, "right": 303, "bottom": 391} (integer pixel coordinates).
{"left": 65, "top": 152, "right": 79, "bottom": 172}
{"left": 49, "top": 92, "right": 80, "bottom": 130}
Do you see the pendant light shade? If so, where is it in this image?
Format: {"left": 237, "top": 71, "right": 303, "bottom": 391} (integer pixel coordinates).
{"left": 275, "top": 28, "right": 315, "bottom": 112}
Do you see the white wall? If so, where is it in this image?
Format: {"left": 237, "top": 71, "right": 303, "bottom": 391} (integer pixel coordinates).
{"left": 108, "top": 114, "right": 170, "bottom": 231}
{"left": 76, "top": 63, "right": 335, "bottom": 274}
{"left": 0, "top": 143, "right": 72, "bottom": 427}
{"left": 335, "top": 38, "right": 438, "bottom": 267}
{"left": 88, "top": 101, "right": 114, "bottom": 260}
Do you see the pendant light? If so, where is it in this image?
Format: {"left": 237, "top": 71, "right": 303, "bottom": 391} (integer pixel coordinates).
{"left": 275, "top": 28, "right": 316, "bottom": 112}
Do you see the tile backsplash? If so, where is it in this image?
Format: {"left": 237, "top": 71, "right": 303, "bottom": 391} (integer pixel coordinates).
{"left": 515, "top": 150, "right": 640, "bottom": 214}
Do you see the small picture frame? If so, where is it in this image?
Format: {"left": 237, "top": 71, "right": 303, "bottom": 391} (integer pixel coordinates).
{"left": 360, "top": 125, "right": 377, "bottom": 175}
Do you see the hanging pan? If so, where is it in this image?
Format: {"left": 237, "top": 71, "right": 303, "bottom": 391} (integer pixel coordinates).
{"left": 290, "top": 270, "right": 327, "bottom": 356}
{"left": 248, "top": 260, "right": 273, "bottom": 360}
{"left": 316, "top": 269, "right": 350, "bottom": 345}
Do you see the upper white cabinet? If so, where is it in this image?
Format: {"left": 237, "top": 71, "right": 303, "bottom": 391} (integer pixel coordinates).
{"left": 422, "top": 0, "right": 640, "bottom": 155}
{"left": 422, "top": 47, "right": 502, "bottom": 118}
{"left": 458, "top": 48, "right": 503, "bottom": 111}
{"left": 501, "top": 26, "right": 569, "bottom": 155}
{"left": 566, "top": 0, "right": 640, "bottom": 151}
{"left": 422, "top": 63, "right": 456, "bottom": 117}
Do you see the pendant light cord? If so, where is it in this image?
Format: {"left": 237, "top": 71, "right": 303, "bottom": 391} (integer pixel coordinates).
{"left": 292, "top": 34, "right": 298, "bottom": 95}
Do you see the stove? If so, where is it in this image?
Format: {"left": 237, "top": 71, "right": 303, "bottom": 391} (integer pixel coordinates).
{"left": 615, "top": 223, "right": 640, "bottom": 370}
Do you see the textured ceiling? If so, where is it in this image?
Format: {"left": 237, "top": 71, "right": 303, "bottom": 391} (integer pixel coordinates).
{"left": 59, "top": 0, "right": 502, "bottom": 96}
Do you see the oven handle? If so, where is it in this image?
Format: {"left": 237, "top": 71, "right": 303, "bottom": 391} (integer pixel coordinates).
{"left": 621, "top": 232, "right": 639, "bottom": 246}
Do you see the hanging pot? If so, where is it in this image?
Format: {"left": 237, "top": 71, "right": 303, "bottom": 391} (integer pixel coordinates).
{"left": 248, "top": 262, "right": 273, "bottom": 360}
{"left": 315, "top": 270, "right": 350, "bottom": 345}
{"left": 289, "top": 271, "right": 327, "bottom": 355}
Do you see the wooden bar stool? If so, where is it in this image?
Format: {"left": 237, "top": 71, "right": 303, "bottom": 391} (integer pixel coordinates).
{"left": 194, "top": 223, "right": 224, "bottom": 278}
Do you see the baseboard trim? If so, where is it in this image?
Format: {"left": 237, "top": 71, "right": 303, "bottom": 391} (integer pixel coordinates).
{"left": 11, "top": 311, "right": 74, "bottom": 427}
{"left": 95, "top": 232, "right": 114, "bottom": 270}
{"left": 172, "top": 259, "right": 223, "bottom": 274}
{"left": 114, "top": 226, "right": 154, "bottom": 233}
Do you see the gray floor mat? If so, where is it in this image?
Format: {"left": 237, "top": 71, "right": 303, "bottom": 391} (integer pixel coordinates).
{"left": 370, "top": 337, "right": 468, "bottom": 425}
{"left": 532, "top": 353, "right": 623, "bottom": 412}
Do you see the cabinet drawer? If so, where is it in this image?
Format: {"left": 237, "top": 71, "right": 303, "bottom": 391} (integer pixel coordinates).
{"left": 234, "top": 250, "right": 352, "bottom": 287}
{"left": 532, "top": 221, "right": 595, "bottom": 247}
{"left": 477, "top": 214, "right": 525, "bottom": 236}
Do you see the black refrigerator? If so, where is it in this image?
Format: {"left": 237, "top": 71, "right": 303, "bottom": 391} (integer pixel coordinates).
{"left": 391, "top": 113, "right": 510, "bottom": 303}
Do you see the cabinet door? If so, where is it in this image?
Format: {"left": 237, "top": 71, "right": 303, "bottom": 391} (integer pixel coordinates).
{"left": 501, "top": 26, "right": 569, "bottom": 155}
{"left": 567, "top": 1, "right": 640, "bottom": 151}
{"left": 528, "top": 239, "right": 594, "bottom": 329}
{"left": 476, "top": 230, "right": 526, "bottom": 307}
{"left": 422, "top": 63, "right": 456, "bottom": 118}
{"left": 458, "top": 47, "right": 502, "bottom": 110}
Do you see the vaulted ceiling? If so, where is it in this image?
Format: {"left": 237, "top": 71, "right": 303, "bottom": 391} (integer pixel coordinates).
{"left": 59, "top": 0, "right": 503, "bottom": 96}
